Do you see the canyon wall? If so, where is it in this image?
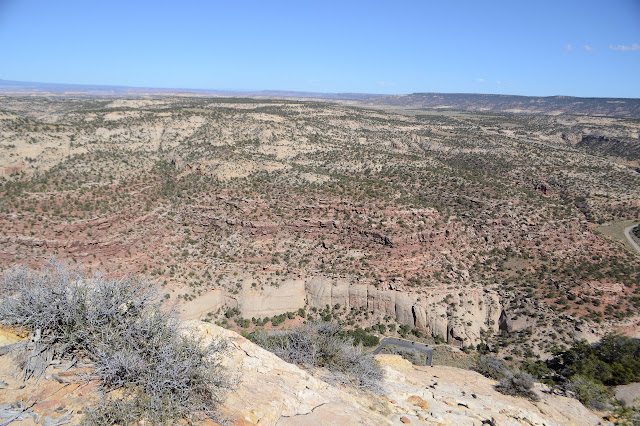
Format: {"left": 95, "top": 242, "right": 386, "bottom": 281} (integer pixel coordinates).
{"left": 231, "top": 279, "right": 307, "bottom": 319}
{"left": 188, "top": 276, "right": 501, "bottom": 347}
{"left": 305, "top": 277, "right": 501, "bottom": 347}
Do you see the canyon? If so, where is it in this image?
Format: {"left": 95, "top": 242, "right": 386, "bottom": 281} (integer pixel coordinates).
{"left": 0, "top": 95, "right": 639, "bottom": 360}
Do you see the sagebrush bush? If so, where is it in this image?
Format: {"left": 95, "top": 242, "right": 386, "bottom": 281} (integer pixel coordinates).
{"left": 474, "top": 355, "right": 539, "bottom": 401}
{"left": 474, "top": 355, "right": 509, "bottom": 380}
{"left": 495, "top": 371, "right": 540, "bottom": 401}
{"left": 250, "top": 321, "right": 383, "bottom": 391}
{"left": 566, "top": 375, "right": 615, "bottom": 411}
{"left": 0, "top": 260, "right": 233, "bottom": 425}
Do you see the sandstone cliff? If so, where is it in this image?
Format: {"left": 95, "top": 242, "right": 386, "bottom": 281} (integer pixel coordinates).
{"left": 181, "top": 277, "right": 501, "bottom": 347}
{"left": 305, "top": 277, "right": 501, "bottom": 347}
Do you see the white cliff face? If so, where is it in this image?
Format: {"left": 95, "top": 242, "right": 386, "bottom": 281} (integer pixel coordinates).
{"left": 179, "top": 276, "right": 502, "bottom": 346}
{"left": 178, "top": 279, "right": 307, "bottom": 320}
{"left": 235, "top": 279, "right": 307, "bottom": 318}
{"left": 304, "top": 277, "right": 501, "bottom": 346}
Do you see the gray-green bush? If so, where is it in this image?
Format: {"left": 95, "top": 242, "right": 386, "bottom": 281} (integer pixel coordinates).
{"left": 475, "top": 355, "right": 539, "bottom": 401}
{"left": 495, "top": 371, "right": 540, "bottom": 401}
{"left": 0, "top": 260, "right": 233, "bottom": 425}
{"left": 565, "top": 375, "right": 615, "bottom": 410}
{"left": 250, "top": 321, "right": 383, "bottom": 391}
{"left": 474, "top": 355, "right": 509, "bottom": 380}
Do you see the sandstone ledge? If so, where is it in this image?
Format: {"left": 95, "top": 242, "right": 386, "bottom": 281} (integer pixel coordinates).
{"left": 194, "top": 323, "right": 603, "bottom": 426}
{"left": 0, "top": 323, "right": 604, "bottom": 425}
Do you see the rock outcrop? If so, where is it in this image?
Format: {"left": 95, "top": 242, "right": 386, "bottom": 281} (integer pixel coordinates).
{"left": 373, "top": 354, "right": 602, "bottom": 426}
{"left": 305, "top": 277, "right": 501, "bottom": 346}
{"left": 0, "top": 322, "right": 606, "bottom": 425}
{"left": 232, "top": 279, "right": 307, "bottom": 319}
{"left": 180, "top": 277, "right": 501, "bottom": 347}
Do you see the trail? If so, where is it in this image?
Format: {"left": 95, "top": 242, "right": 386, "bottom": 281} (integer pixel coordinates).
{"left": 624, "top": 225, "right": 640, "bottom": 255}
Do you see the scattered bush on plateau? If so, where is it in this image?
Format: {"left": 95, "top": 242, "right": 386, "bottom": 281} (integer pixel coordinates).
{"left": 474, "top": 355, "right": 510, "bottom": 380}
{"left": 475, "top": 355, "right": 539, "bottom": 401}
{"left": 565, "top": 375, "right": 615, "bottom": 411}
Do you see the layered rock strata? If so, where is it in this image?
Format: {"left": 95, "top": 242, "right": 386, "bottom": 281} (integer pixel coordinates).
{"left": 181, "top": 277, "right": 501, "bottom": 346}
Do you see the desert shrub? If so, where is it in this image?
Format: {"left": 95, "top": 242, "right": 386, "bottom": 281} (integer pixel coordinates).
{"left": 250, "top": 321, "right": 383, "bottom": 391}
{"left": 539, "top": 335, "right": 640, "bottom": 411}
{"left": 474, "top": 355, "right": 509, "bottom": 380}
{"left": 475, "top": 356, "right": 539, "bottom": 401}
{"left": 495, "top": 371, "right": 540, "bottom": 401}
{"left": 343, "top": 327, "right": 380, "bottom": 347}
{"left": 0, "top": 260, "right": 232, "bottom": 424}
{"left": 564, "top": 334, "right": 640, "bottom": 386}
{"left": 536, "top": 333, "right": 640, "bottom": 412}
{"left": 613, "top": 406, "right": 640, "bottom": 425}
{"left": 270, "top": 313, "right": 287, "bottom": 326}
{"left": 520, "top": 359, "right": 553, "bottom": 385}
{"left": 565, "top": 375, "right": 615, "bottom": 410}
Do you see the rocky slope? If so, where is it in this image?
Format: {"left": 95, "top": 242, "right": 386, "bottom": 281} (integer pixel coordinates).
{"left": 0, "top": 323, "right": 604, "bottom": 425}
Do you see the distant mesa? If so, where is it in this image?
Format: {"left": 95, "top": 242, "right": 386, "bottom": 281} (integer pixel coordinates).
{"left": 0, "top": 79, "right": 385, "bottom": 101}
{"left": 352, "top": 92, "right": 640, "bottom": 118}
{"left": 1, "top": 79, "right": 639, "bottom": 118}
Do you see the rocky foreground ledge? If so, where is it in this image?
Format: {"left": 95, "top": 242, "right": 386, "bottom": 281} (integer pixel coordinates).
{"left": 1, "top": 323, "right": 603, "bottom": 425}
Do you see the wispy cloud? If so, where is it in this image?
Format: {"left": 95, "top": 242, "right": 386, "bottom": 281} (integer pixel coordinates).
{"left": 582, "top": 45, "right": 595, "bottom": 51}
{"left": 308, "top": 79, "right": 320, "bottom": 83}
{"left": 475, "top": 78, "right": 485, "bottom": 83}
{"left": 564, "top": 44, "right": 573, "bottom": 51}
{"left": 608, "top": 43, "right": 640, "bottom": 51}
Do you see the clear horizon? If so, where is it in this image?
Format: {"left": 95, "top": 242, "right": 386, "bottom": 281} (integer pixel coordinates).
{"left": 3, "top": 76, "right": 640, "bottom": 100}
{"left": 1, "top": 0, "right": 639, "bottom": 98}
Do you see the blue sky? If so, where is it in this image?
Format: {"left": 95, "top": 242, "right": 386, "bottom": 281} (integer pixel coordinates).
{"left": 0, "top": 0, "right": 639, "bottom": 97}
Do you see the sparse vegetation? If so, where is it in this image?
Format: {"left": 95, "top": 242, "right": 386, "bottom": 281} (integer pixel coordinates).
{"left": 249, "top": 321, "right": 383, "bottom": 391}
{"left": 517, "top": 334, "right": 640, "bottom": 411}
{"left": 0, "top": 95, "right": 639, "bottom": 380}
{"left": 0, "top": 260, "right": 233, "bottom": 425}
{"left": 565, "top": 375, "right": 615, "bottom": 410}
{"left": 548, "top": 334, "right": 640, "bottom": 386}
{"left": 474, "top": 355, "right": 539, "bottom": 401}
{"left": 495, "top": 371, "right": 539, "bottom": 401}
{"left": 474, "top": 355, "right": 510, "bottom": 380}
